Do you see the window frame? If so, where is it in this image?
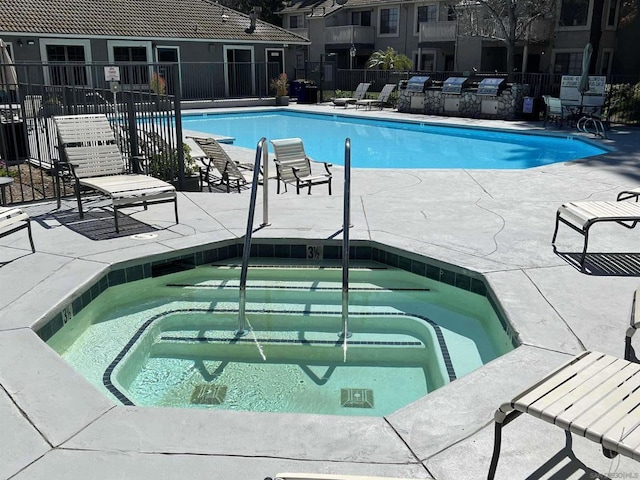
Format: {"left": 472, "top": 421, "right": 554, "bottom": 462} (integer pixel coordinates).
{"left": 378, "top": 6, "right": 400, "bottom": 37}
{"left": 39, "top": 38, "right": 93, "bottom": 87}
{"left": 552, "top": 49, "right": 584, "bottom": 75}
{"left": 107, "top": 40, "right": 153, "bottom": 87}
{"left": 415, "top": 3, "right": 439, "bottom": 35}
{"left": 557, "top": 0, "right": 594, "bottom": 31}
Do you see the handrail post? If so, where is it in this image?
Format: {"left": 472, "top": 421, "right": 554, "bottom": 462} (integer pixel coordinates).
{"left": 236, "top": 137, "right": 267, "bottom": 337}
{"left": 261, "top": 139, "right": 270, "bottom": 227}
{"left": 341, "top": 138, "right": 352, "bottom": 345}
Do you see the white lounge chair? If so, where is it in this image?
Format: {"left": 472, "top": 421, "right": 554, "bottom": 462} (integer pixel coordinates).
{"left": 332, "top": 83, "right": 371, "bottom": 108}
{"left": 488, "top": 289, "right": 640, "bottom": 479}
{"left": 552, "top": 200, "right": 640, "bottom": 270}
{"left": 355, "top": 84, "right": 396, "bottom": 110}
{"left": 487, "top": 351, "right": 640, "bottom": 479}
{"left": 53, "top": 114, "right": 178, "bottom": 233}
{"left": 189, "top": 136, "right": 248, "bottom": 193}
{"left": 0, "top": 206, "right": 35, "bottom": 252}
{"left": 270, "top": 138, "right": 332, "bottom": 195}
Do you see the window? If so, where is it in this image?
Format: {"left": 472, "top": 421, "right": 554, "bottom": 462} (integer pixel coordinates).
{"left": 559, "top": 0, "right": 589, "bottom": 27}
{"left": 607, "top": 0, "right": 619, "bottom": 27}
{"left": 554, "top": 52, "right": 583, "bottom": 74}
{"left": 113, "top": 46, "right": 149, "bottom": 84}
{"left": 45, "top": 44, "right": 88, "bottom": 86}
{"left": 351, "top": 11, "right": 371, "bottom": 26}
{"left": 289, "top": 15, "right": 302, "bottom": 29}
{"left": 416, "top": 5, "right": 438, "bottom": 33}
{"left": 379, "top": 7, "right": 399, "bottom": 35}
{"left": 415, "top": 51, "right": 436, "bottom": 71}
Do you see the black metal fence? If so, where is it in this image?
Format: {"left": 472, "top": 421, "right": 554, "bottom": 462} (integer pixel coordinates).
{"left": 0, "top": 62, "right": 183, "bottom": 205}
{"left": 2, "top": 59, "right": 640, "bottom": 205}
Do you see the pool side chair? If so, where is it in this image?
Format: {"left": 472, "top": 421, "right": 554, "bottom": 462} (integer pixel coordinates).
{"left": 488, "top": 291, "right": 640, "bottom": 480}
{"left": 543, "top": 95, "right": 567, "bottom": 128}
{"left": 551, "top": 200, "right": 640, "bottom": 271}
{"left": 272, "top": 474, "right": 424, "bottom": 480}
{"left": 0, "top": 206, "right": 35, "bottom": 252}
{"left": 355, "top": 84, "right": 396, "bottom": 110}
{"left": 189, "top": 136, "right": 248, "bottom": 193}
{"left": 270, "top": 138, "right": 332, "bottom": 195}
{"left": 53, "top": 114, "right": 178, "bottom": 233}
{"left": 332, "top": 83, "right": 371, "bottom": 108}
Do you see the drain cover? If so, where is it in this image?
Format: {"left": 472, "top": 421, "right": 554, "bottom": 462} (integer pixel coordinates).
{"left": 130, "top": 233, "right": 158, "bottom": 240}
{"left": 191, "top": 384, "right": 227, "bottom": 405}
{"left": 341, "top": 388, "right": 374, "bottom": 408}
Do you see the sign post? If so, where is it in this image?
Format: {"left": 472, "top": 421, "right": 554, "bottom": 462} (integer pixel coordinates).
{"left": 105, "top": 66, "right": 121, "bottom": 145}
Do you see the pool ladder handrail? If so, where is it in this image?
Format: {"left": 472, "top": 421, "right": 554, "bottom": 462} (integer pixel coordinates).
{"left": 236, "top": 137, "right": 269, "bottom": 337}
{"left": 341, "top": 138, "right": 352, "bottom": 342}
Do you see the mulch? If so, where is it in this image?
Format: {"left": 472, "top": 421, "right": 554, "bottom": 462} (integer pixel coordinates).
{"left": 3, "top": 163, "right": 58, "bottom": 204}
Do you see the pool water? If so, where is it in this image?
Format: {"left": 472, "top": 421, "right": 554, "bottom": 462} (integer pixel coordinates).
{"left": 48, "top": 260, "right": 514, "bottom": 416}
{"left": 181, "top": 110, "right": 607, "bottom": 169}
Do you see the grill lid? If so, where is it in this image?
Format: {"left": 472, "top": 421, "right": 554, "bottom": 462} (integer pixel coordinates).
{"left": 406, "top": 76, "right": 432, "bottom": 92}
{"left": 442, "top": 77, "right": 471, "bottom": 94}
{"left": 477, "top": 78, "right": 507, "bottom": 96}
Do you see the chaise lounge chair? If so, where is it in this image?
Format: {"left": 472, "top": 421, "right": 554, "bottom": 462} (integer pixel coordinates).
{"left": 332, "top": 83, "right": 371, "bottom": 108}
{"left": 487, "top": 290, "right": 640, "bottom": 479}
{"left": 551, "top": 200, "right": 640, "bottom": 270}
{"left": 270, "top": 138, "right": 332, "bottom": 195}
{"left": 0, "top": 206, "right": 35, "bottom": 252}
{"left": 189, "top": 136, "right": 249, "bottom": 193}
{"left": 355, "top": 84, "right": 396, "bottom": 110}
{"left": 53, "top": 114, "right": 178, "bottom": 233}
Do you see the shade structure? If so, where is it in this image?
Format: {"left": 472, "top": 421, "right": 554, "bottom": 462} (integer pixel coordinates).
{"left": 0, "top": 39, "right": 18, "bottom": 93}
{"left": 578, "top": 43, "right": 593, "bottom": 97}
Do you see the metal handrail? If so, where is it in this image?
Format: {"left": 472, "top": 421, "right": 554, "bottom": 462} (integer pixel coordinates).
{"left": 236, "top": 136, "right": 268, "bottom": 337}
{"left": 341, "top": 138, "right": 352, "bottom": 344}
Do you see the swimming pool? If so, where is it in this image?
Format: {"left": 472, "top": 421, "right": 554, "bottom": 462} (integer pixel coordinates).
{"left": 181, "top": 110, "right": 607, "bottom": 169}
{"left": 47, "top": 259, "right": 514, "bottom": 416}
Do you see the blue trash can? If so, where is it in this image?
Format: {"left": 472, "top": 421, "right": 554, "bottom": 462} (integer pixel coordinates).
{"left": 290, "top": 80, "right": 307, "bottom": 103}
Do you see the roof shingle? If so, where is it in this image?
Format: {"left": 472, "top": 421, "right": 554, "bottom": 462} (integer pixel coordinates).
{"left": 1, "top": 0, "right": 309, "bottom": 43}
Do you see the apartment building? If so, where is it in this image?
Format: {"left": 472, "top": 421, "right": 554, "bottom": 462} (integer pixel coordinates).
{"left": 279, "top": 0, "right": 621, "bottom": 77}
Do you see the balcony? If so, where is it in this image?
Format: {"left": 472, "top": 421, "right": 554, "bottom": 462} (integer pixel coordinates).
{"left": 419, "top": 21, "right": 457, "bottom": 42}
{"left": 287, "top": 27, "right": 309, "bottom": 39}
{"left": 325, "top": 25, "right": 375, "bottom": 45}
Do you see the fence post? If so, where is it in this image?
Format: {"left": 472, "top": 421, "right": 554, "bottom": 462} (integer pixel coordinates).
{"left": 173, "top": 64, "right": 185, "bottom": 191}
{"left": 126, "top": 95, "right": 140, "bottom": 173}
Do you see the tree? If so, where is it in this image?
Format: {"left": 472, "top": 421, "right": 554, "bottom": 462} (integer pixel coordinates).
{"left": 216, "top": 0, "right": 285, "bottom": 26}
{"left": 454, "top": 0, "right": 558, "bottom": 78}
{"left": 366, "top": 47, "right": 413, "bottom": 71}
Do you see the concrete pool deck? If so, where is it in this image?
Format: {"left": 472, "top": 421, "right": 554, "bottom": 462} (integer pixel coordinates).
{"left": 2, "top": 103, "right": 640, "bottom": 479}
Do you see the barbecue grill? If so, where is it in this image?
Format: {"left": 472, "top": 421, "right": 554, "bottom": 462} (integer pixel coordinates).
{"left": 477, "top": 78, "right": 507, "bottom": 96}
{"left": 442, "top": 77, "right": 471, "bottom": 94}
{"left": 406, "top": 76, "right": 432, "bottom": 93}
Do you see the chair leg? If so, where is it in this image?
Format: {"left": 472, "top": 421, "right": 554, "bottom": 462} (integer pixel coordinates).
{"left": 174, "top": 198, "right": 179, "bottom": 225}
{"left": 328, "top": 179, "right": 332, "bottom": 196}
{"left": 114, "top": 206, "right": 120, "bottom": 233}
{"left": 76, "top": 182, "right": 84, "bottom": 219}
{"left": 487, "top": 421, "right": 504, "bottom": 480}
{"left": 26, "top": 219, "right": 35, "bottom": 253}
{"left": 579, "top": 228, "right": 590, "bottom": 271}
{"left": 551, "top": 211, "right": 561, "bottom": 245}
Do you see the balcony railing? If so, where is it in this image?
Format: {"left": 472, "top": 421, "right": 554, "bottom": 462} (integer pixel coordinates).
{"left": 325, "top": 25, "right": 375, "bottom": 45}
{"left": 419, "top": 21, "right": 457, "bottom": 42}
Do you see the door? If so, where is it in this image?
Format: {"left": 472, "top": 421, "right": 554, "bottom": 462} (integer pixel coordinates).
{"left": 266, "top": 48, "right": 285, "bottom": 94}
{"left": 225, "top": 47, "right": 254, "bottom": 97}
{"left": 156, "top": 47, "right": 179, "bottom": 95}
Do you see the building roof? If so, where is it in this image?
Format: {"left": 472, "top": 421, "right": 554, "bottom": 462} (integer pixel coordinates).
{"left": 279, "top": 0, "right": 401, "bottom": 17}
{"left": 0, "top": 0, "right": 309, "bottom": 43}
